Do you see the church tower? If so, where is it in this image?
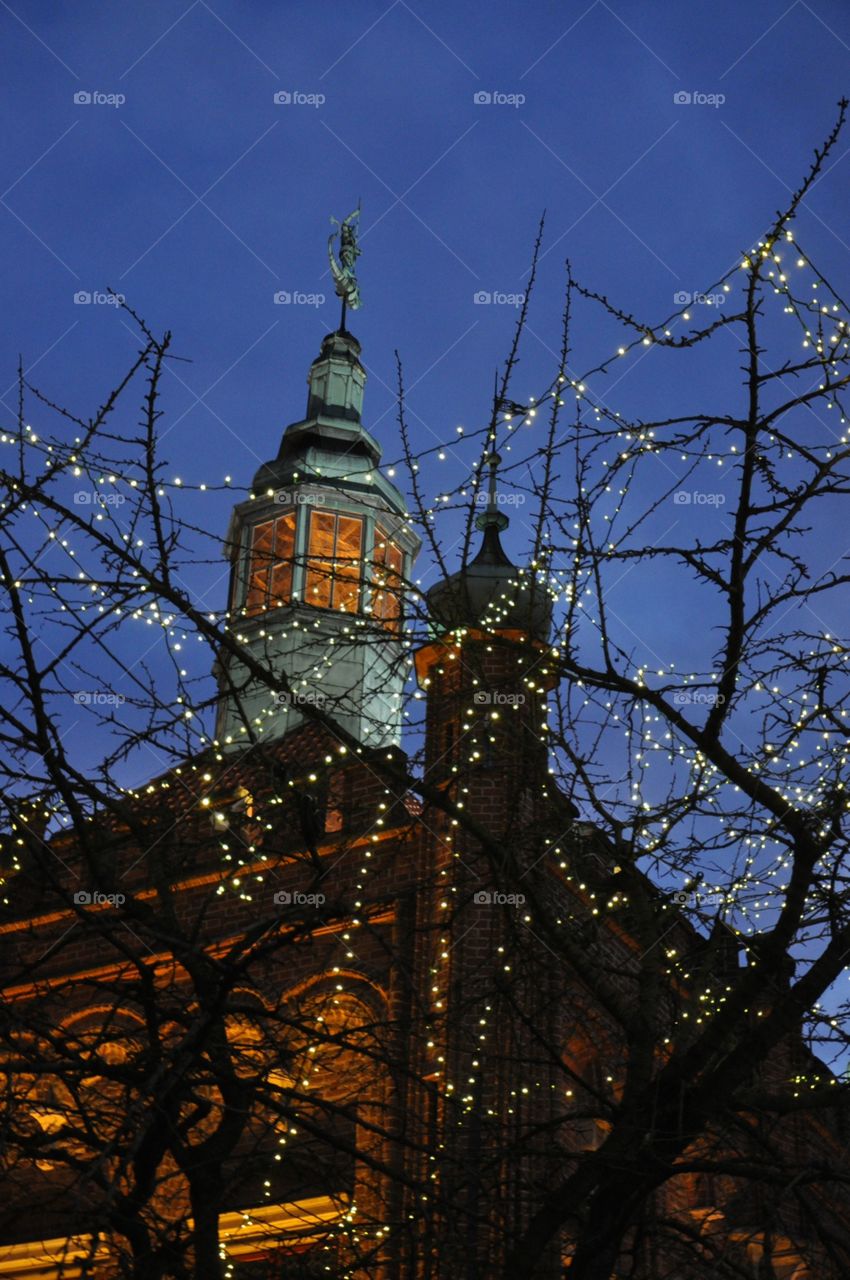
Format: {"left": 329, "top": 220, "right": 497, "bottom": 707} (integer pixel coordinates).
{"left": 416, "top": 450, "right": 555, "bottom": 809}
{"left": 215, "top": 215, "right": 419, "bottom": 749}
{"left": 409, "top": 453, "right": 562, "bottom": 1279}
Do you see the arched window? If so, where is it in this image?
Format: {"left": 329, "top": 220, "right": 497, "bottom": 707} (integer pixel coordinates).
{"left": 562, "top": 1019, "right": 622, "bottom": 1152}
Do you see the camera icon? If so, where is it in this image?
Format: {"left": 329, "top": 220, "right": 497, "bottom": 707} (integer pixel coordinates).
{"left": 473, "top": 291, "right": 491, "bottom": 304}
{"left": 673, "top": 290, "right": 691, "bottom": 305}
{"left": 673, "top": 491, "right": 691, "bottom": 505}
{"left": 473, "top": 91, "right": 492, "bottom": 105}
{"left": 273, "top": 91, "right": 292, "bottom": 105}
{"left": 73, "top": 91, "right": 92, "bottom": 105}
{"left": 671, "top": 890, "right": 692, "bottom": 906}
{"left": 73, "top": 491, "right": 92, "bottom": 504}
{"left": 273, "top": 890, "right": 292, "bottom": 905}
{"left": 73, "top": 890, "right": 92, "bottom": 904}
{"left": 473, "top": 890, "right": 491, "bottom": 903}
{"left": 473, "top": 691, "right": 490, "bottom": 704}
{"left": 673, "top": 91, "right": 692, "bottom": 105}
{"left": 273, "top": 291, "right": 291, "bottom": 304}
{"left": 74, "top": 291, "right": 92, "bottom": 305}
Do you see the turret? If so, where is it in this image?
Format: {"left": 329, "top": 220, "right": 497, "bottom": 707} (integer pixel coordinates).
{"left": 415, "top": 451, "right": 555, "bottom": 800}
{"left": 216, "top": 324, "right": 419, "bottom": 749}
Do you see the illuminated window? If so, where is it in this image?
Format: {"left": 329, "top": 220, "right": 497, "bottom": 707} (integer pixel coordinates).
{"left": 245, "top": 511, "right": 296, "bottom": 615}
{"left": 305, "top": 510, "right": 363, "bottom": 611}
{"left": 563, "top": 1025, "right": 620, "bottom": 1152}
{"left": 372, "top": 527, "right": 404, "bottom": 631}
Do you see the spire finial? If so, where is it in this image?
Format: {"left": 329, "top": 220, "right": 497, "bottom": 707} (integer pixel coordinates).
{"left": 328, "top": 205, "right": 362, "bottom": 331}
{"left": 475, "top": 449, "right": 509, "bottom": 534}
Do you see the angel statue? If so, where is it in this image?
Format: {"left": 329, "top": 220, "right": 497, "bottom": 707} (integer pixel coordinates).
{"left": 328, "top": 207, "right": 362, "bottom": 321}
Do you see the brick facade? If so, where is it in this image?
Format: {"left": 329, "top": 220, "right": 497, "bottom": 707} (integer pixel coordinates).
{"left": 1, "top": 631, "right": 849, "bottom": 1279}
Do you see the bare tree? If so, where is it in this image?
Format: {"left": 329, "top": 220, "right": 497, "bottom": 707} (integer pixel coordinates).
{"left": 2, "top": 104, "right": 850, "bottom": 1280}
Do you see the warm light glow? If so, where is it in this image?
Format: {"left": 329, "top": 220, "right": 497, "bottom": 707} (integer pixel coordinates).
{"left": 244, "top": 511, "right": 296, "bottom": 614}
{"left": 305, "top": 509, "right": 363, "bottom": 611}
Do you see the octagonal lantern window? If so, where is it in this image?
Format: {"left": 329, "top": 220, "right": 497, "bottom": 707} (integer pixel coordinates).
{"left": 244, "top": 510, "right": 297, "bottom": 615}
{"left": 372, "top": 526, "right": 404, "bottom": 633}
{"left": 239, "top": 505, "right": 405, "bottom": 630}
{"left": 304, "top": 509, "right": 363, "bottom": 611}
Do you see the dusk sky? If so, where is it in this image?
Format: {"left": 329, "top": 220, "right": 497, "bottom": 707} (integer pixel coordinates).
{"left": 2, "top": 1, "right": 850, "bottom": 767}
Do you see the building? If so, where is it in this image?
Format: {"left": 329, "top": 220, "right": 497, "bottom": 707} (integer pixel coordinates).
{"left": 1, "top": 317, "right": 849, "bottom": 1279}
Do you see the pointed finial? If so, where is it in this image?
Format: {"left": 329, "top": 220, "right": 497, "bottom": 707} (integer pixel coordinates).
{"left": 475, "top": 449, "right": 509, "bottom": 533}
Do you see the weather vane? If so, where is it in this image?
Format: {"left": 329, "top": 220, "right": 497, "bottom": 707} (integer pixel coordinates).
{"left": 328, "top": 205, "right": 362, "bottom": 330}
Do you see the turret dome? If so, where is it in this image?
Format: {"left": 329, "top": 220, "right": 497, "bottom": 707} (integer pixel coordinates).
{"left": 426, "top": 452, "right": 552, "bottom": 641}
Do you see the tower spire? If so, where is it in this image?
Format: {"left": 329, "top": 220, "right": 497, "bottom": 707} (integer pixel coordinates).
{"left": 215, "top": 207, "right": 420, "bottom": 750}
{"left": 424, "top": 444, "right": 551, "bottom": 639}
{"left": 472, "top": 448, "right": 511, "bottom": 568}
{"left": 475, "top": 448, "right": 509, "bottom": 535}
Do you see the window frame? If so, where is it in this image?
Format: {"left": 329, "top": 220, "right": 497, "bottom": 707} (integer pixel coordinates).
{"left": 242, "top": 509, "right": 297, "bottom": 616}
{"left": 304, "top": 508, "right": 365, "bottom": 614}
{"left": 238, "top": 502, "right": 408, "bottom": 628}
{"left": 371, "top": 525, "right": 405, "bottom": 632}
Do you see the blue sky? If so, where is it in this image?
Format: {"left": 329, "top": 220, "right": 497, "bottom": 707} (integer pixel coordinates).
{"left": 2, "top": 1, "right": 849, "bottom": 760}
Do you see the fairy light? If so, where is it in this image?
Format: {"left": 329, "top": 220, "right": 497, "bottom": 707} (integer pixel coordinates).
{"left": 1, "top": 187, "right": 849, "bottom": 1280}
